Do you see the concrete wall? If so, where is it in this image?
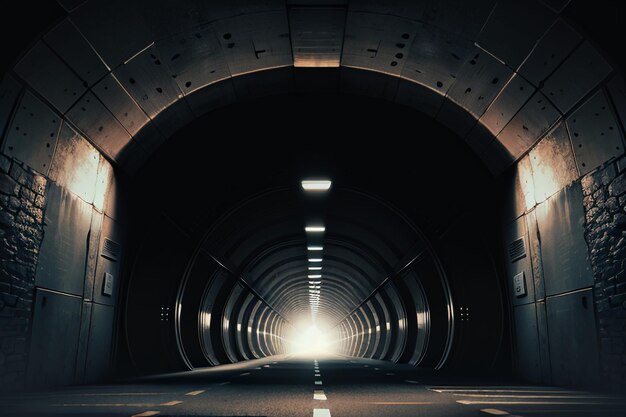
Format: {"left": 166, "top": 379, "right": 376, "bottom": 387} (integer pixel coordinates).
{"left": 501, "top": 76, "right": 626, "bottom": 392}
{"left": 0, "top": 73, "right": 126, "bottom": 391}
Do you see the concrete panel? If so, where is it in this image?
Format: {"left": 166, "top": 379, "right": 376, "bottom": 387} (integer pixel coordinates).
{"left": 289, "top": 6, "right": 345, "bottom": 68}
{"left": 514, "top": 303, "right": 541, "bottom": 383}
{"left": 340, "top": 67, "right": 399, "bottom": 102}
{"left": 497, "top": 92, "right": 561, "bottom": 159}
{"left": 151, "top": 98, "right": 196, "bottom": 140}
{"left": 186, "top": 79, "right": 238, "bottom": 117}
{"left": 444, "top": 51, "right": 513, "bottom": 119}
{"left": 155, "top": 24, "right": 230, "bottom": 95}
{"left": 36, "top": 183, "right": 92, "bottom": 296}
{"left": 74, "top": 301, "right": 93, "bottom": 383}
{"left": 71, "top": 0, "right": 155, "bottom": 67}
{"left": 114, "top": 46, "right": 183, "bottom": 119}
{"left": 420, "top": 0, "right": 496, "bottom": 39}
{"left": 49, "top": 122, "right": 100, "bottom": 204}
{"left": 536, "top": 183, "right": 593, "bottom": 296}
{"left": 3, "top": 92, "right": 60, "bottom": 175}
{"left": 607, "top": 75, "right": 626, "bottom": 133}
{"left": 84, "top": 209, "right": 103, "bottom": 300}
{"left": 395, "top": 78, "right": 444, "bottom": 118}
{"left": 480, "top": 75, "right": 534, "bottom": 137}
{"left": 536, "top": 300, "right": 552, "bottom": 383}
{"left": 212, "top": 11, "right": 292, "bottom": 76}
{"left": 525, "top": 209, "right": 545, "bottom": 301}
{"left": 93, "top": 215, "right": 124, "bottom": 306}
{"left": 547, "top": 289, "right": 600, "bottom": 388}
{"left": 0, "top": 74, "right": 21, "bottom": 139}
{"left": 348, "top": 0, "right": 424, "bottom": 19}
{"left": 505, "top": 215, "right": 535, "bottom": 306}
{"left": 517, "top": 18, "right": 581, "bottom": 87}
{"left": 26, "top": 289, "right": 81, "bottom": 388}
{"left": 400, "top": 23, "right": 472, "bottom": 94}
{"left": 84, "top": 303, "right": 115, "bottom": 383}
{"left": 542, "top": 42, "right": 612, "bottom": 114}
{"left": 567, "top": 90, "right": 624, "bottom": 176}
{"left": 14, "top": 41, "right": 85, "bottom": 113}
{"left": 92, "top": 74, "right": 150, "bottom": 136}
{"left": 343, "top": 12, "right": 419, "bottom": 76}
{"left": 529, "top": 122, "right": 578, "bottom": 203}
{"left": 500, "top": 155, "right": 535, "bottom": 227}
{"left": 97, "top": 157, "right": 127, "bottom": 225}
{"left": 66, "top": 91, "right": 132, "bottom": 160}
{"left": 436, "top": 99, "right": 477, "bottom": 138}
{"left": 44, "top": 19, "right": 109, "bottom": 87}
{"left": 478, "top": 136, "right": 516, "bottom": 177}
{"left": 132, "top": 121, "right": 166, "bottom": 156}
{"left": 231, "top": 67, "right": 294, "bottom": 101}
{"left": 476, "top": 0, "right": 555, "bottom": 68}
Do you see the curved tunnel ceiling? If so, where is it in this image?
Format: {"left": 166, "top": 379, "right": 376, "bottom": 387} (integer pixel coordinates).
{"left": 1, "top": 0, "right": 624, "bottom": 380}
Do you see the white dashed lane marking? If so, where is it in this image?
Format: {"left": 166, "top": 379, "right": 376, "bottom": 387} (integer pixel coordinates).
{"left": 314, "top": 390, "right": 327, "bottom": 401}
{"left": 131, "top": 412, "right": 160, "bottom": 417}
{"left": 313, "top": 408, "right": 331, "bottom": 417}
{"left": 315, "top": 380, "right": 323, "bottom": 385}
{"left": 185, "top": 390, "right": 204, "bottom": 396}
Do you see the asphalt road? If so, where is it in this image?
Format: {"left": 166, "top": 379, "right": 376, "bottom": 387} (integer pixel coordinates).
{"left": 2, "top": 355, "right": 625, "bottom": 417}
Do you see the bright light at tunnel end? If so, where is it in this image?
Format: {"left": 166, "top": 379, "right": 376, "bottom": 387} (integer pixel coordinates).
{"left": 285, "top": 322, "right": 339, "bottom": 357}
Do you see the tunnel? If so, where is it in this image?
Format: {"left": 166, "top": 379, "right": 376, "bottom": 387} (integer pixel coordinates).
{"left": 1, "top": 1, "right": 626, "bottom": 416}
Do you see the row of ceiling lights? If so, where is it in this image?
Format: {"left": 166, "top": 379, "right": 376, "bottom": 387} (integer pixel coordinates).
{"left": 301, "top": 180, "right": 332, "bottom": 319}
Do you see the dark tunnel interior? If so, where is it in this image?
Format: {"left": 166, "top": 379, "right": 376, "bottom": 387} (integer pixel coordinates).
{"left": 121, "top": 92, "right": 506, "bottom": 376}
{"left": 1, "top": 1, "right": 626, "bottom": 416}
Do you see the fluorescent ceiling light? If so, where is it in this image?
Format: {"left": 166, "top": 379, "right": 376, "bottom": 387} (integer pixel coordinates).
{"left": 308, "top": 275, "right": 322, "bottom": 278}
{"left": 309, "top": 258, "right": 322, "bottom": 263}
{"left": 308, "top": 281, "right": 321, "bottom": 284}
{"left": 308, "top": 246, "right": 323, "bottom": 251}
{"left": 308, "top": 266, "right": 322, "bottom": 271}
{"left": 301, "top": 180, "right": 332, "bottom": 191}
{"left": 305, "top": 226, "right": 326, "bottom": 233}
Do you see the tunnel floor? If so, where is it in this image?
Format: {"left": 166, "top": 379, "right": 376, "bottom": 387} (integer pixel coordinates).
{"left": 2, "top": 357, "right": 625, "bottom": 417}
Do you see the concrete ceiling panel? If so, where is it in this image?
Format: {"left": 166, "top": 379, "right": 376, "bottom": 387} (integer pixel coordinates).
{"left": 517, "top": 18, "right": 581, "bottom": 87}
{"left": 3, "top": 92, "right": 60, "bottom": 175}
{"left": 44, "top": 19, "right": 109, "bottom": 87}
{"left": 92, "top": 74, "right": 150, "bottom": 136}
{"left": 497, "top": 92, "right": 561, "bottom": 159}
{"left": 343, "top": 12, "right": 419, "bottom": 76}
{"left": 567, "top": 89, "right": 624, "bottom": 175}
{"left": 476, "top": 0, "right": 555, "bottom": 68}
{"left": 66, "top": 92, "right": 132, "bottom": 160}
{"left": 212, "top": 11, "right": 293, "bottom": 76}
{"left": 542, "top": 41, "right": 613, "bottom": 114}
{"left": 114, "top": 46, "right": 183, "bottom": 119}
{"left": 480, "top": 74, "right": 535, "bottom": 137}
{"left": 14, "top": 41, "right": 86, "bottom": 114}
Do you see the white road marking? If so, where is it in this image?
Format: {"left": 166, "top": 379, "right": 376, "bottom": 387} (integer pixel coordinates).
{"left": 457, "top": 400, "right": 626, "bottom": 405}
{"left": 315, "top": 380, "right": 323, "bottom": 385}
{"left": 185, "top": 390, "right": 205, "bottom": 396}
{"left": 263, "top": 365, "right": 271, "bottom": 368}
{"left": 132, "top": 412, "right": 160, "bottom": 417}
{"left": 374, "top": 368, "right": 380, "bottom": 371}
{"left": 480, "top": 409, "right": 510, "bottom": 415}
{"left": 240, "top": 372, "right": 251, "bottom": 376}
{"left": 368, "top": 401, "right": 433, "bottom": 405}
{"left": 313, "top": 408, "right": 331, "bottom": 417}
{"left": 160, "top": 401, "right": 183, "bottom": 406}
{"left": 404, "top": 380, "right": 420, "bottom": 384}
{"left": 52, "top": 401, "right": 182, "bottom": 407}
{"left": 455, "top": 394, "right": 612, "bottom": 399}
{"left": 314, "top": 390, "right": 327, "bottom": 400}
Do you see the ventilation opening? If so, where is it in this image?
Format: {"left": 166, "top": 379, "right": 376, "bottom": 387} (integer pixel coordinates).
{"left": 508, "top": 237, "right": 526, "bottom": 262}
{"left": 102, "top": 238, "right": 121, "bottom": 261}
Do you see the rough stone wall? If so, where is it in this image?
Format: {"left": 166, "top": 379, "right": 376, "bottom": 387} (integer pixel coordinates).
{"left": 581, "top": 155, "right": 626, "bottom": 391}
{"left": 0, "top": 153, "right": 46, "bottom": 390}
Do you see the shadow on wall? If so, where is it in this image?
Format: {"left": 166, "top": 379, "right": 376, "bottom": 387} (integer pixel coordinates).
{"left": 500, "top": 78, "right": 626, "bottom": 392}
